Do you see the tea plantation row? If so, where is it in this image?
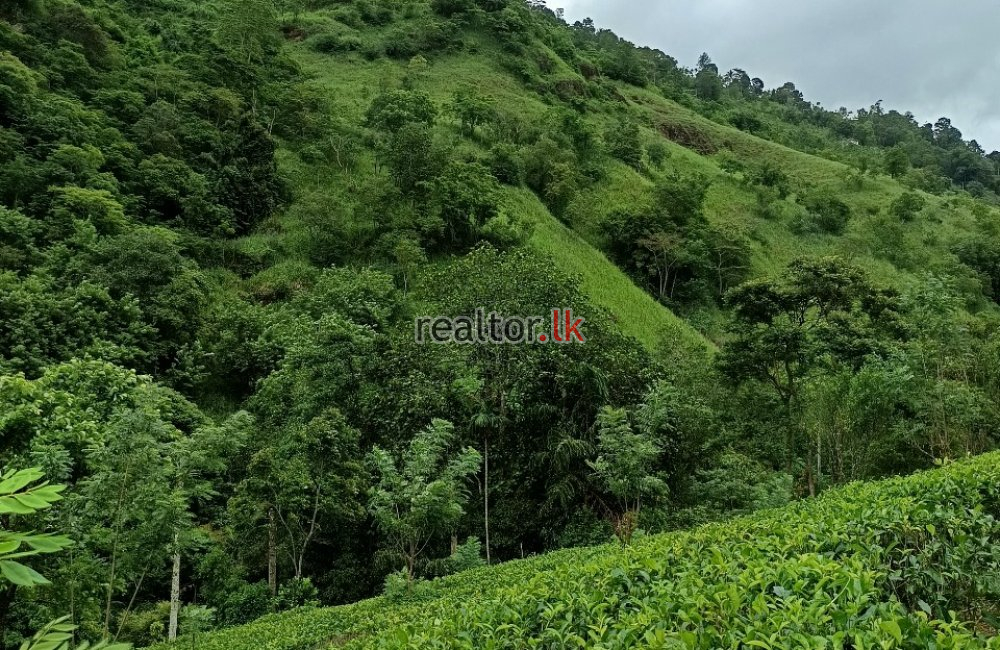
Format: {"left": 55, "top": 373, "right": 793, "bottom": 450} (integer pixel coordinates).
{"left": 155, "top": 453, "right": 1000, "bottom": 649}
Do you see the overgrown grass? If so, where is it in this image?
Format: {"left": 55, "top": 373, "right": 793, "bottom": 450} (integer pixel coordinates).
{"left": 508, "top": 187, "right": 709, "bottom": 352}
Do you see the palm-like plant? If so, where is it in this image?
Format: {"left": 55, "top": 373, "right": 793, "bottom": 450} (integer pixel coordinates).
{"left": 0, "top": 467, "right": 130, "bottom": 650}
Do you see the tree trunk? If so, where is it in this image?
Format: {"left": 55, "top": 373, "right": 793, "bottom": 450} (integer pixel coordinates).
{"left": 268, "top": 507, "right": 277, "bottom": 597}
{"left": 168, "top": 532, "right": 181, "bottom": 642}
{"left": 483, "top": 434, "right": 491, "bottom": 566}
{"left": 450, "top": 534, "right": 457, "bottom": 555}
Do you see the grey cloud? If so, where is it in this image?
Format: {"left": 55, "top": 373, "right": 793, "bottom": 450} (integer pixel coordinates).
{"left": 552, "top": 0, "right": 1000, "bottom": 150}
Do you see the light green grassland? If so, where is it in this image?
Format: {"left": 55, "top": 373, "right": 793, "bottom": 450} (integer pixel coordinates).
{"left": 271, "top": 10, "right": 993, "bottom": 357}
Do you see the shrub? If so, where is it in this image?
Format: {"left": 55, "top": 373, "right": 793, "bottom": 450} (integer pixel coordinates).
{"left": 487, "top": 143, "right": 522, "bottom": 185}
{"left": 794, "top": 192, "right": 851, "bottom": 234}
{"left": 309, "top": 33, "right": 363, "bottom": 54}
{"left": 747, "top": 162, "right": 790, "bottom": 199}
{"left": 605, "top": 119, "right": 643, "bottom": 169}
{"left": 646, "top": 141, "right": 670, "bottom": 168}
{"left": 274, "top": 577, "right": 321, "bottom": 611}
{"left": 888, "top": 191, "right": 926, "bottom": 222}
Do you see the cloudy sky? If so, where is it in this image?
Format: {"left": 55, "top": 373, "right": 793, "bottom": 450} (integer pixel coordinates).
{"left": 550, "top": 0, "right": 1000, "bottom": 151}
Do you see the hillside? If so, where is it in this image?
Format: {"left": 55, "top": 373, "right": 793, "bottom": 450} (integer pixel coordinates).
{"left": 155, "top": 453, "right": 1000, "bottom": 648}
{"left": 3, "top": 0, "right": 1000, "bottom": 648}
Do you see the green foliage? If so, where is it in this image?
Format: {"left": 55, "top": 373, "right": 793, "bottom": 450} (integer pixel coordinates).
{"left": 604, "top": 119, "right": 643, "bottom": 169}
{"left": 366, "top": 90, "right": 438, "bottom": 133}
{"left": 19, "top": 617, "right": 130, "bottom": 650}
{"left": 884, "top": 145, "right": 910, "bottom": 177}
{"left": 793, "top": 191, "right": 852, "bottom": 235}
{"left": 888, "top": 190, "right": 927, "bottom": 222}
{"left": 448, "top": 89, "right": 494, "bottom": 137}
{"left": 487, "top": 143, "right": 523, "bottom": 185}
{"left": 746, "top": 161, "right": 790, "bottom": 199}
{"left": 428, "top": 161, "right": 504, "bottom": 251}
{"left": 0, "top": 468, "right": 69, "bottom": 587}
{"left": 587, "top": 407, "right": 667, "bottom": 545}
{"left": 216, "top": 0, "right": 279, "bottom": 64}
{"left": 368, "top": 419, "right": 481, "bottom": 583}
{"left": 157, "top": 454, "right": 1000, "bottom": 649}
{"left": 274, "top": 577, "right": 321, "bottom": 610}
{"left": 7, "top": 0, "right": 1000, "bottom": 645}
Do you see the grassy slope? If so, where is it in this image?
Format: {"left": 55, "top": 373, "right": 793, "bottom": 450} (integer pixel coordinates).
{"left": 507, "top": 187, "right": 707, "bottom": 350}
{"left": 257, "top": 34, "right": 713, "bottom": 354}
{"left": 151, "top": 452, "right": 1000, "bottom": 649}
{"left": 263, "top": 13, "right": 991, "bottom": 351}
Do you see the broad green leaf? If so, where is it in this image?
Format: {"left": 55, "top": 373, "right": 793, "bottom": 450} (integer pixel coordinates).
{"left": 0, "top": 560, "right": 50, "bottom": 586}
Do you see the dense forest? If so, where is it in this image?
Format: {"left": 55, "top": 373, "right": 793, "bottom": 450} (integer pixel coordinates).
{"left": 3, "top": 0, "right": 1000, "bottom": 647}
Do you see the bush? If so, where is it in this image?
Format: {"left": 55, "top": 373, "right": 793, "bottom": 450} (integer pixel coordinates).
{"left": 747, "top": 162, "right": 790, "bottom": 199}
{"left": 356, "top": 0, "right": 393, "bottom": 25}
{"left": 793, "top": 192, "right": 851, "bottom": 234}
{"left": 309, "top": 33, "right": 363, "bottom": 54}
{"left": 646, "top": 141, "right": 670, "bottom": 168}
{"left": 605, "top": 119, "right": 643, "bottom": 169}
{"left": 382, "top": 568, "right": 437, "bottom": 604}
{"left": 729, "top": 110, "right": 762, "bottom": 134}
{"left": 274, "top": 577, "right": 321, "bottom": 611}
{"left": 215, "top": 582, "right": 273, "bottom": 627}
{"left": 888, "top": 191, "right": 926, "bottom": 222}
{"left": 487, "top": 143, "right": 522, "bottom": 185}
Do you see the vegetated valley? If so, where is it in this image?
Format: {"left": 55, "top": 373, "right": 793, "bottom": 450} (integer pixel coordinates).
{"left": 2, "top": 0, "right": 1000, "bottom": 647}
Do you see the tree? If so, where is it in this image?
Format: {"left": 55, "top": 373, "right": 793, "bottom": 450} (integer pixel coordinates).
{"left": 428, "top": 161, "right": 503, "bottom": 251}
{"left": 587, "top": 408, "right": 667, "bottom": 545}
{"left": 165, "top": 415, "right": 251, "bottom": 642}
{"left": 723, "top": 68, "right": 752, "bottom": 97}
{"left": 449, "top": 89, "right": 494, "bottom": 137}
{"left": 216, "top": 0, "right": 279, "bottom": 64}
{"left": 694, "top": 67, "right": 722, "bottom": 101}
{"left": 885, "top": 146, "right": 910, "bottom": 178}
{"left": 368, "top": 420, "right": 481, "bottom": 586}
{"left": 384, "top": 123, "right": 445, "bottom": 195}
{"left": 365, "top": 90, "right": 438, "bottom": 133}
{"left": 605, "top": 119, "right": 643, "bottom": 169}
{"left": 235, "top": 410, "right": 363, "bottom": 586}
{"left": 602, "top": 173, "right": 713, "bottom": 304}
{"left": 696, "top": 52, "right": 718, "bottom": 74}
{"left": 718, "top": 257, "right": 903, "bottom": 493}
{"left": 888, "top": 191, "right": 926, "bottom": 222}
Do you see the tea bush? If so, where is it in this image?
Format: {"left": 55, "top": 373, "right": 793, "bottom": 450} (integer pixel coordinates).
{"left": 153, "top": 453, "right": 1000, "bottom": 649}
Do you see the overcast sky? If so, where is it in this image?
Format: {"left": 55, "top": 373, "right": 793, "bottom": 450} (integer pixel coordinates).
{"left": 550, "top": 0, "right": 1000, "bottom": 152}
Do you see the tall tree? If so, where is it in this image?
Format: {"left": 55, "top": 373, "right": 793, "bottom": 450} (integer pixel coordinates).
{"left": 587, "top": 408, "right": 667, "bottom": 545}
{"left": 368, "top": 420, "right": 480, "bottom": 586}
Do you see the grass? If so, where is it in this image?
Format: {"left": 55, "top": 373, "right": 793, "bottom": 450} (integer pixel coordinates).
{"left": 507, "top": 187, "right": 710, "bottom": 352}
{"left": 276, "top": 10, "right": 996, "bottom": 360}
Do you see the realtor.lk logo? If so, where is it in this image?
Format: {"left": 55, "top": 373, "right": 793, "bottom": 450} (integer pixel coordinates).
{"left": 415, "top": 308, "right": 586, "bottom": 345}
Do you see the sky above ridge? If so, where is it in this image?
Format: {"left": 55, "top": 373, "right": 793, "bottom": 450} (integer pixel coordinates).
{"left": 550, "top": 0, "right": 1000, "bottom": 151}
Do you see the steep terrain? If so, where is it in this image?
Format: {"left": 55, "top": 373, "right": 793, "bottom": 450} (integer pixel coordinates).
{"left": 4, "top": 0, "right": 1000, "bottom": 647}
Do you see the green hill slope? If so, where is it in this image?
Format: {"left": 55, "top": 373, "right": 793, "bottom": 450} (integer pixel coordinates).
{"left": 152, "top": 452, "right": 1000, "bottom": 649}
{"left": 270, "top": 40, "right": 714, "bottom": 354}
{"left": 273, "top": 7, "right": 996, "bottom": 350}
